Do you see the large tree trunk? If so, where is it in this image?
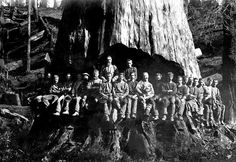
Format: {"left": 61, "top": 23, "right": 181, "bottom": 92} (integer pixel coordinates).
{"left": 222, "top": 0, "right": 236, "bottom": 124}
{"left": 54, "top": 0, "right": 201, "bottom": 77}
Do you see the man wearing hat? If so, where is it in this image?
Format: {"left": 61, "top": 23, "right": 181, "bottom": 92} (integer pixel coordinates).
{"left": 100, "top": 56, "right": 119, "bottom": 82}
{"left": 99, "top": 72, "right": 113, "bottom": 121}
{"left": 161, "top": 72, "right": 177, "bottom": 121}
{"left": 72, "top": 72, "right": 89, "bottom": 116}
{"left": 113, "top": 72, "right": 129, "bottom": 120}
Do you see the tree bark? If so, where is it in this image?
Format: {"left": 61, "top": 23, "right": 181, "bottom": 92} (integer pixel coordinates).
{"left": 222, "top": 0, "right": 236, "bottom": 124}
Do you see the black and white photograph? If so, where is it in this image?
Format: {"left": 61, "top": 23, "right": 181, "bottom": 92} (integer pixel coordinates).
{"left": 1, "top": 0, "right": 236, "bottom": 161}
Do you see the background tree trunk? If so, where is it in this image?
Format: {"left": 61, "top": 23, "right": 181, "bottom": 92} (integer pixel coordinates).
{"left": 222, "top": 0, "right": 236, "bottom": 124}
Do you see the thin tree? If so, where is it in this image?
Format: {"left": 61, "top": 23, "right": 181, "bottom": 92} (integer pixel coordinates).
{"left": 27, "top": 0, "right": 31, "bottom": 73}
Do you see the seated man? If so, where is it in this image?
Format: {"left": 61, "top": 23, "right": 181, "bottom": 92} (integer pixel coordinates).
{"left": 127, "top": 72, "right": 138, "bottom": 119}
{"left": 124, "top": 59, "right": 138, "bottom": 82}
{"left": 185, "top": 77, "right": 198, "bottom": 117}
{"left": 87, "top": 69, "right": 103, "bottom": 104}
{"left": 176, "top": 76, "right": 188, "bottom": 120}
{"left": 50, "top": 75, "right": 64, "bottom": 116}
{"left": 212, "top": 79, "right": 225, "bottom": 125}
{"left": 161, "top": 72, "right": 177, "bottom": 121}
{"left": 183, "top": 76, "right": 189, "bottom": 86}
{"left": 32, "top": 73, "right": 56, "bottom": 114}
{"left": 99, "top": 72, "right": 113, "bottom": 121}
{"left": 136, "top": 72, "right": 156, "bottom": 119}
{"left": 72, "top": 73, "right": 89, "bottom": 116}
{"left": 28, "top": 73, "right": 46, "bottom": 102}
{"left": 100, "top": 55, "right": 119, "bottom": 82}
{"left": 113, "top": 72, "right": 129, "bottom": 120}
{"left": 153, "top": 73, "right": 163, "bottom": 120}
{"left": 61, "top": 73, "right": 73, "bottom": 115}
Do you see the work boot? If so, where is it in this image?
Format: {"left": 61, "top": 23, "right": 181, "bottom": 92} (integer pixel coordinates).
{"left": 72, "top": 112, "right": 79, "bottom": 116}
{"left": 162, "top": 115, "right": 167, "bottom": 121}
{"left": 221, "top": 121, "right": 225, "bottom": 125}
{"left": 131, "top": 114, "right": 136, "bottom": 119}
{"left": 153, "top": 115, "right": 159, "bottom": 121}
{"left": 178, "top": 114, "right": 183, "bottom": 120}
{"left": 104, "top": 115, "right": 110, "bottom": 122}
{"left": 170, "top": 116, "right": 174, "bottom": 122}
{"left": 206, "top": 122, "right": 210, "bottom": 127}
{"left": 62, "top": 108, "right": 69, "bottom": 115}
{"left": 53, "top": 112, "right": 60, "bottom": 116}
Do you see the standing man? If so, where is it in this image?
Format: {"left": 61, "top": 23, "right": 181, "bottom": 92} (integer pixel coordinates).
{"left": 113, "top": 72, "right": 129, "bottom": 120}
{"left": 212, "top": 79, "right": 225, "bottom": 125}
{"left": 101, "top": 55, "right": 119, "bottom": 82}
{"left": 99, "top": 72, "right": 113, "bottom": 121}
{"left": 153, "top": 73, "right": 163, "bottom": 120}
{"left": 136, "top": 72, "right": 156, "bottom": 120}
{"left": 161, "top": 72, "right": 177, "bottom": 121}
{"left": 124, "top": 59, "right": 138, "bottom": 82}
{"left": 203, "top": 78, "right": 214, "bottom": 127}
{"left": 127, "top": 72, "right": 138, "bottom": 119}
{"left": 175, "top": 76, "right": 188, "bottom": 120}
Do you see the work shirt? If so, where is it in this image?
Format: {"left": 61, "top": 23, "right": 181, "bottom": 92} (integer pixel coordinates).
{"left": 153, "top": 81, "right": 163, "bottom": 95}
{"left": 212, "top": 87, "right": 222, "bottom": 102}
{"left": 49, "top": 83, "right": 62, "bottom": 95}
{"left": 128, "top": 80, "right": 138, "bottom": 96}
{"left": 63, "top": 80, "right": 73, "bottom": 95}
{"left": 72, "top": 80, "right": 82, "bottom": 96}
{"left": 74, "top": 80, "right": 89, "bottom": 97}
{"left": 197, "top": 86, "right": 204, "bottom": 100}
{"left": 87, "top": 77, "right": 102, "bottom": 97}
{"left": 101, "top": 64, "right": 118, "bottom": 80}
{"left": 88, "top": 77, "right": 102, "bottom": 90}
{"left": 187, "top": 86, "right": 198, "bottom": 100}
{"left": 161, "top": 82, "right": 177, "bottom": 96}
{"left": 176, "top": 84, "right": 188, "bottom": 99}
{"left": 113, "top": 80, "right": 129, "bottom": 98}
{"left": 34, "top": 79, "right": 47, "bottom": 95}
{"left": 99, "top": 81, "right": 113, "bottom": 97}
{"left": 203, "top": 86, "right": 213, "bottom": 100}
{"left": 124, "top": 67, "right": 137, "bottom": 81}
{"left": 136, "top": 80, "right": 154, "bottom": 99}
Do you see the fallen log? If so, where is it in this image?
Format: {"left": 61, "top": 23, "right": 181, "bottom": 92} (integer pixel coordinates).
{"left": 6, "top": 30, "right": 46, "bottom": 56}
{"left": 5, "top": 52, "right": 51, "bottom": 71}
{"left": 0, "top": 108, "right": 29, "bottom": 121}
{"left": 39, "top": 15, "right": 53, "bottom": 45}
{"left": 30, "top": 30, "right": 45, "bottom": 42}
{"left": 0, "top": 104, "right": 31, "bottom": 119}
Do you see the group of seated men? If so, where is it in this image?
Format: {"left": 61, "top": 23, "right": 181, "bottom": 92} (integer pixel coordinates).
{"left": 32, "top": 55, "right": 225, "bottom": 127}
